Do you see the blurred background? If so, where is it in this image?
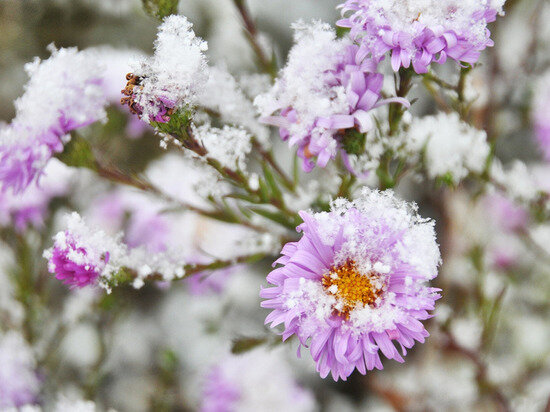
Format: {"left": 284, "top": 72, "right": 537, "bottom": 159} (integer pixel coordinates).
{"left": 1, "top": 0, "right": 550, "bottom": 411}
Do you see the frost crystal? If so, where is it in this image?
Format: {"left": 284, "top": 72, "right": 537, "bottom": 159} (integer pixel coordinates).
{"left": 407, "top": 112, "right": 490, "bottom": 182}
{"left": 489, "top": 160, "right": 544, "bottom": 203}
{"left": 197, "top": 66, "right": 270, "bottom": 145}
{"left": 193, "top": 124, "right": 252, "bottom": 171}
{"left": 261, "top": 189, "right": 441, "bottom": 381}
{"left": 128, "top": 15, "right": 209, "bottom": 122}
{"left": 338, "top": 0, "right": 506, "bottom": 73}
{"left": 53, "top": 396, "right": 99, "bottom": 412}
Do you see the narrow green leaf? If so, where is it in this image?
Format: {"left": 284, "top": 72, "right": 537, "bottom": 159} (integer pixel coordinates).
{"left": 262, "top": 164, "right": 282, "bottom": 201}
{"left": 142, "top": 0, "right": 179, "bottom": 19}
{"left": 249, "top": 207, "right": 298, "bottom": 229}
{"left": 56, "top": 134, "right": 96, "bottom": 170}
{"left": 231, "top": 337, "right": 266, "bottom": 354}
{"left": 224, "top": 193, "right": 259, "bottom": 203}
{"left": 258, "top": 178, "right": 270, "bottom": 203}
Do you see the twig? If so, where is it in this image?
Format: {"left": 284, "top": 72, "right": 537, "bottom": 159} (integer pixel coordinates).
{"left": 113, "top": 252, "right": 268, "bottom": 287}
{"left": 443, "top": 330, "right": 511, "bottom": 412}
{"left": 170, "top": 127, "right": 299, "bottom": 229}
{"left": 423, "top": 72, "right": 459, "bottom": 91}
{"left": 232, "top": 0, "right": 276, "bottom": 77}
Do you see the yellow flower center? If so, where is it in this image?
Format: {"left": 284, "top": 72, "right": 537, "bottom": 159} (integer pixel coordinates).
{"left": 322, "top": 260, "right": 383, "bottom": 318}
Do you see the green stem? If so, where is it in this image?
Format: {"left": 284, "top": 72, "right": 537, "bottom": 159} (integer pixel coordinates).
{"left": 388, "top": 67, "right": 414, "bottom": 136}
{"left": 376, "top": 154, "right": 395, "bottom": 190}
{"left": 337, "top": 174, "right": 356, "bottom": 199}
{"left": 457, "top": 65, "right": 472, "bottom": 120}
{"left": 423, "top": 71, "right": 458, "bottom": 91}
{"left": 422, "top": 77, "right": 452, "bottom": 113}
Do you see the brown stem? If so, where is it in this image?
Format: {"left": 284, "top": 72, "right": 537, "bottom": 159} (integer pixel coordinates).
{"left": 94, "top": 160, "right": 267, "bottom": 231}
{"left": 116, "top": 252, "right": 268, "bottom": 286}
{"left": 443, "top": 331, "right": 511, "bottom": 412}
{"left": 232, "top": 0, "right": 275, "bottom": 77}
{"left": 169, "top": 126, "right": 299, "bottom": 229}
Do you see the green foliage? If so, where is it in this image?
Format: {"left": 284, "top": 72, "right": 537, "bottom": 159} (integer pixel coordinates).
{"left": 56, "top": 134, "right": 96, "bottom": 170}
{"left": 141, "top": 0, "right": 179, "bottom": 20}
{"left": 376, "top": 165, "right": 395, "bottom": 190}
{"left": 335, "top": 26, "right": 351, "bottom": 38}
{"left": 261, "top": 164, "right": 283, "bottom": 202}
{"left": 340, "top": 129, "right": 367, "bottom": 155}
{"left": 249, "top": 207, "right": 301, "bottom": 230}
{"left": 159, "top": 349, "right": 179, "bottom": 376}
{"left": 106, "top": 267, "right": 134, "bottom": 289}
{"left": 98, "top": 293, "right": 118, "bottom": 311}
{"left": 436, "top": 172, "right": 457, "bottom": 188}
{"left": 150, "top": 108, "right": 194, "bottom": 138}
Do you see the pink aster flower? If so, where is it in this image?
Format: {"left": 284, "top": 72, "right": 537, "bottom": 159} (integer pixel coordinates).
{"left": 45, "top": 221, "right": 111, "bottom": 289}
{"left": 255, "top": 21, "right": 407, "bottom": 173}
{"left": 338, "top": 0, "right": 505, "bottom": 73}
{"left": 260, "top": 189, "right": 441, "bottom": 381}
{"left": 0, "top": 125, "right": 65, "bottom": 194}
{"left": 43, "top": 213, "right": 121, "bottom": 289}
{"left": 201, "top": 349, "right": 316, "bottom": 412}
{"left": 0, "top": 46, "right": 107, "bottom": 193}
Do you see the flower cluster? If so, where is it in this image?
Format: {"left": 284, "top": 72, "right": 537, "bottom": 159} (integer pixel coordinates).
{"left": 121, "top": 73, "right": 176, "bottom": 123}
{"left": 256, "top": 21, "right": 406, "bottom": 173}
{"left": 0, "top": 46, "right": 107, "bottom": 194}
{"left": 261, "top": 189, "right": 441, "bottom": 380}
{"left": 338, "top": 0, "right": 506, "bottom": 73}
